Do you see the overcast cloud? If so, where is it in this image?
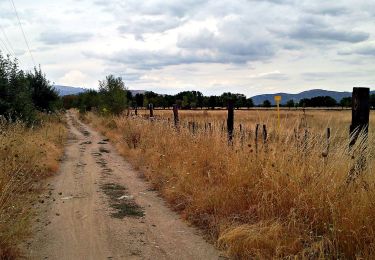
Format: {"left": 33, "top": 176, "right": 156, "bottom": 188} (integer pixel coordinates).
{"left": 0, "top": 0, "right": 373, "bottom": 96}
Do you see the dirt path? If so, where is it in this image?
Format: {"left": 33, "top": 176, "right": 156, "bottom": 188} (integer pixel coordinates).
{"left": 26, "top": 112, "right": 223, "bottom": 260}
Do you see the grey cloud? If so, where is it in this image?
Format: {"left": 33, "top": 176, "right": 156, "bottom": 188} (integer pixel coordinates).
{"left": 177, "top": 17, "right": 276, "bottom": 62}
{"left": 280, "top": 16, "right": 369, "bottom": 43}
{"left": 338, "top": 43, "right": 375, "bottom": 56}
{"left": 39, "top": 31, "right": 93, "bottom": 45}
{"left": 258, "top": 72, "right": 289, "bottom": 80}
{"left": 302, "top": 70, "right": 374, "bottom": 81}
{"left": 95, "top": 0, "right": 206, "bottom": 18}
{"left": 117, "top": 16, "right": 182, "bottom": 38}
{"left": 290, "top": 27, "right": 369, "bottom": 43}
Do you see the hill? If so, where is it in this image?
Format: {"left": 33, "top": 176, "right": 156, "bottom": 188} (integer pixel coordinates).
{"left": 251, "top": 89, "right": 374, "bottom": 105}
{"left": 54, "top": 85, "right": 146, "bottom": 96}
{"left": 53, "top": 85, "right": 87, "bottom": 96}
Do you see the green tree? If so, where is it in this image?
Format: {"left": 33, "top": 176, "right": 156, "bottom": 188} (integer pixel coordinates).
{"left": 263, "top": 100, "right": 271, "bottom": 107}
{"left": 0, "top": 53, "right": 36, "bottom": 123}
{"left": 286, "top": 99, "right": 295, "bottom": 109}
{"left": 245, "top": 98, "right": 254, "bottom": 108}
{"left": 370, "top": 94, "right": 375, "bottom": 109}
{"left": 99, "top": 75, "right": 128, "bottom": 115}
{"left": 339, "top": 97, "right": 352, "bottom": 108}
{"left": 27, "top": 67, "right": 59, "bottom": 111}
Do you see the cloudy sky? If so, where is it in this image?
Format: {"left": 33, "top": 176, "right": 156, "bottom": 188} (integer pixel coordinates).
{"left": 0, "top": 0, "right": 374, "bottom": 96}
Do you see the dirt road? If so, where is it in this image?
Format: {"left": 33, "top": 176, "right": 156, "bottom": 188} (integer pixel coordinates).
{"left": 26, "top": 112, "right": 222, "bottom": 260}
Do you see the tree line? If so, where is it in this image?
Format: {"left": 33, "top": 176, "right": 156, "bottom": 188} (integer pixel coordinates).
{"left": 63, "top": 76, "right": 375, "bottom": 114}
{"left": 0, "top": 53, "right": 59, "bottom": 123}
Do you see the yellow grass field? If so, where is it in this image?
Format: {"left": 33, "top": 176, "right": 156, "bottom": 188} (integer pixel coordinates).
{"left": 0, "top": 114, "right": 66, "bottom": 258}
{"left": 85, "top": 109, "right": 375, "bottom": 259}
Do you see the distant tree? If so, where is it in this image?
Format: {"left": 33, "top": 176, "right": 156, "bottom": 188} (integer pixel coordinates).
{"left": 263, "top": 100, "right": 271, "bottom": 107}
{"left": 62, "top": 95, "right": 78, "bottom": 109}
{"left": 208, "top": 95, "right": 217, "bottom": 109}
{"left": 99, "top": 75, "right": 128, "bottom": 115}
{"left": 339, "top": 97, "right": 352, "bottom": 108}
{"left": 370, "top": 94, "right": 375, "bottom": 109}
{"left": 134, "top": 93, "right": 144, "bottom": 107}
{"left": 245, "top": 98, "right": 254, "bottom": 109}
{"left": 298, "top": 96, "right": 337, "bottom": 107}
{"left": 78, "top": 90, "right": 101, "bottom": 113}
{"left": 286, "top": 99, "right": 295, "bottom": 109}
{"left": 299, "top": 98, "right": 309, "bottom": 108}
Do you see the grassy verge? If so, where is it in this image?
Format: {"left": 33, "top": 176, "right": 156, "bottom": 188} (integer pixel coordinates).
{"left": 0, "top": 113, "right": 66, "bottom": 259}
{"left": 84, "top": 110, "right": 375, "bottom": 259}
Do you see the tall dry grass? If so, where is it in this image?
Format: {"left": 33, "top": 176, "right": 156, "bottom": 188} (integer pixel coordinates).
{"left": 85, "top": 109, "right": 375, "bottom": 259}
{"left": 0, "top": 114, "right": 66, "bottom": 259}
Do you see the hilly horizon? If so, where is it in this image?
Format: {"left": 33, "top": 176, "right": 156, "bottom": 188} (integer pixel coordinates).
{"left": 54, "top": 85, "right": 373, "bottom": 105}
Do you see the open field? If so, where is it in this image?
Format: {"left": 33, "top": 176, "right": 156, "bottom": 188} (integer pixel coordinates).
{"left": 0, "top": 114, "right": 66, "bottom": 259}
{"left": 84, "top": 108, "right": 375, "bottom": 259}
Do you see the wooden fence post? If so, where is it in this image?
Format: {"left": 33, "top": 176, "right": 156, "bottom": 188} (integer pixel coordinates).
{"left": 149, "top": 103, "right": 154, "bottom": 118}
{"left": 173, "top": 104, "right": 179, "bottom": 129}
{"left": 135, "top": 106, "right": 138, "bottom": 116}
{"left": 255, "top": 124, "right": 259, "bottom": 153}
{"left": 227, "top": 100, "right": 234, "bottom": 143}
{"left": 350, "top": 87, "right": 370, "bottom": 148}
{"left": 262, "top": 124, "right": 267, "bottom": 144}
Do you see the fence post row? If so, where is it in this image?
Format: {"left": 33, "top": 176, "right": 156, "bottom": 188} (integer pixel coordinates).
{"left": 227, "top": 100, "right": 234, "bottom": 143}
{"left": 350, "top": 87, "right": 370, "bottom": 148}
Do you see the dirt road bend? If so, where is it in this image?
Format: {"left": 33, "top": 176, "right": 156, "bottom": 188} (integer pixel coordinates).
{"left": 27, "top": 112, "right": 222, "bottom": 260}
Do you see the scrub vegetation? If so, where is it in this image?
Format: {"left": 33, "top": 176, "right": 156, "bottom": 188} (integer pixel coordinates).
{"left": 83, "top": 109, "right": 375, "bottom": 259}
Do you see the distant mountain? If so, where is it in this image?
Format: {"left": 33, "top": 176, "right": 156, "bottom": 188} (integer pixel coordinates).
{"left": 251, "top": 89, "right": 375, "bottom": 105}
{"left": 53, "top": 85, "right": 87, "bottom": 96}
{"left": 53, "top": 85, "right": 146, "bottom": 96}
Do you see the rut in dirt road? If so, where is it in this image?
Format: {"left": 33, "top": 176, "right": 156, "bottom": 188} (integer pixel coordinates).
{"left": 27, "top": 112, "right": 223, "bottom": 260}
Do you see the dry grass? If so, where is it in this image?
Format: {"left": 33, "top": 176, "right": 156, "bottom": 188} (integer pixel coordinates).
{"left": 0, "top": 113, "right": 66, "bottom": 259}
{"left": 84, "top": 109, "right": 375, "bottom": 259}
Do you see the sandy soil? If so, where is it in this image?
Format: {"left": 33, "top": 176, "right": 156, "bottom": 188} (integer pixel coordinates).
{"left": 25, "top": 112, "right": 223, "bottom": 260}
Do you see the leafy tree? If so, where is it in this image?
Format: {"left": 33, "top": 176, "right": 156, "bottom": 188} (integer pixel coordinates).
{"left": 339, "top": 97, "right": 352, "bottom": 108}
{"left": 0, "top": 54, "right": 36, "bottom": 123}
{"left": 134, "top": 93, "right": 144, "bottom": 107}
{"left": 299, "top": 96, "right": 337, "bottom": 107}
{"left": 99, "top": 75, "right": 128, "bottom": 115}
{"left": 263, "top": 100, "right": 271, "bottom": 107}
{"left": 286, "top": 99, "right": 295, "bottom": 109}
{"left": 27, "top": 67, "right": 59, "bottom": 111}
{"left": 245, "top": 98, "right": 254, "bottom": 108}
{"left": 370, "top": 94, "right": 375, "bottom": 109}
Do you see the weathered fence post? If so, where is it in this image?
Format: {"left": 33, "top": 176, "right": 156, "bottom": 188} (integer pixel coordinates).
{"left": 255, "top": 124, "right": 259, "bottom": 153}
{"left": 135, "top": 106, "right": 138, "bottom": 116}
{"left": 350, "top": 87, "right": 370, "bottom": 148}
{"left": 227, "top": 100, "right": 234, "bottom": 143}
{"left": 173, "top": 104, "right": 179, "bottom": 130}
{"left": 262, "top": 124, "right": 267, "bottom": 144}
{"left": 347, "top": 87, "right": 370, "bottom": 182}
{"left": 149, "top": 103, "right": 154, "bottom": 118}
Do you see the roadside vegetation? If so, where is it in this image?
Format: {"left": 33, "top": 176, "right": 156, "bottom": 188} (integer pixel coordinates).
{"left": 0, "top": 53, "right": 66, "bottom": 259}
{"left": 81, "top": 107, "right": 375, "bottom": 259}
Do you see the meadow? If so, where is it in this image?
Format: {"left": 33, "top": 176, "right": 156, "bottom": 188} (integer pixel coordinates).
{"left": 0, "top": 114, "right": 66, "bottom": 258}
{"left": 84, "top": 108, "right": 375, "bottom": 259}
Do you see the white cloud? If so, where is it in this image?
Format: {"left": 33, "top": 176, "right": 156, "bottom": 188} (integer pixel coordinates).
{"left": 0, "top": 0, "right": 373, "bottom": 96}
{"left": 58, "top": 70, "right": 90, "bottom": 87}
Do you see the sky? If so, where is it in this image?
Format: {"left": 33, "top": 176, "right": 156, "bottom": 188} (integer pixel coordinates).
{"left": 0, "top": 0, "right": 374, "bottom": 96}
